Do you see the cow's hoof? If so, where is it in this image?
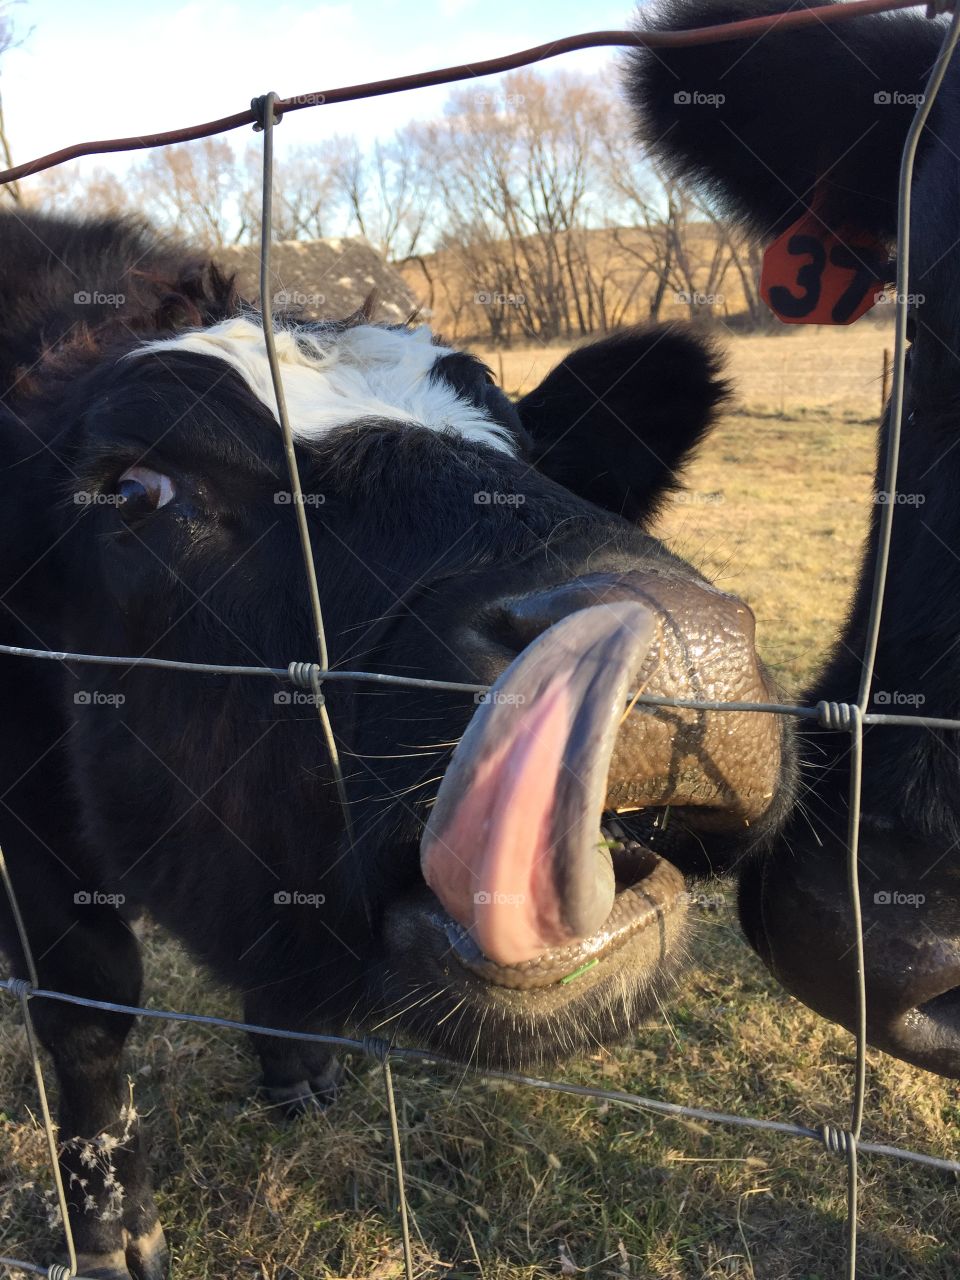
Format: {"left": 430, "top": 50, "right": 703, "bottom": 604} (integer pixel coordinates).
{"left": 125, "top": 1221, "right": 171, "bottom": 1280}
{"left": 262, "top": 1055, "right": 343, "bottom": 1119}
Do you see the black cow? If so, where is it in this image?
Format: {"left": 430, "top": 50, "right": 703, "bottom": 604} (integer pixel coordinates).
{"left": 0, "top": 209, "right": 793, "bottom": 1278}
{"left": 628, "top": 0, "right": 960, "bottom": 1078}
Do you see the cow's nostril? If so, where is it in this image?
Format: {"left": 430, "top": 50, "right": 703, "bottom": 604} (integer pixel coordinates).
{"left": 483, "top": 578, "right": 638, "bottom": 657}
{"left": 480, "top": 602, "right": 547, "bottom": 657}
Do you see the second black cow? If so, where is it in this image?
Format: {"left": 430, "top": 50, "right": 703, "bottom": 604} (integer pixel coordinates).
{"left": 629, "top": 0, "right": 960, "bottom": 1080}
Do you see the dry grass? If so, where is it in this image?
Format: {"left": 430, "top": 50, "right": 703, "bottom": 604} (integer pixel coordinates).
{"left": 2, "top": 325, "right": 960, "bottom": 1280}
{"left": 480, "top": 320, "right": 892, "bottom": 417}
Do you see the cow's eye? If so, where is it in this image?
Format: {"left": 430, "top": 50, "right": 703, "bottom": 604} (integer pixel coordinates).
{"left": 116, "top": 465, "right": 176, "bottom": 520}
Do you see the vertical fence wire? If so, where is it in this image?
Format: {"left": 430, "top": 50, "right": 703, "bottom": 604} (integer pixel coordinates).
{"left": 855, "top": 4, "right": 960, "bottom": 711}
{"left": 0, "top": 8, "right": 959, "bottom": 1279}
{"left": 840, "top": 12, "right": 960, "bottom": 1273}
{"left": 0, "top": 848, "right": 79, "bottom": 1279}
{"left": 382, "top": 1060, "right": 415, "bottom": 1280}
{"left": 254, "top": 89, "right": 357, "bottom": 862}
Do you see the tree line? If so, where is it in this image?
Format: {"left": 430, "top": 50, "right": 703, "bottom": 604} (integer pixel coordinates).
{"left": 2, "top": 48, "right": 771, "bottom": 344}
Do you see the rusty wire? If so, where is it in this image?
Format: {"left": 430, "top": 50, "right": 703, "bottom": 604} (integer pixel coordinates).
{"left": 0, "top": 0, "right": 927, "bottom": 188}
{"left": 0, "top": 2, "right": 959, "bottom": 1279}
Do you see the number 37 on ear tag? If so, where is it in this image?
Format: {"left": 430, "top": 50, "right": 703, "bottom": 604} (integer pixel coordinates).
{"left": 760, "top": 214, "right": 889, "bottom": 325}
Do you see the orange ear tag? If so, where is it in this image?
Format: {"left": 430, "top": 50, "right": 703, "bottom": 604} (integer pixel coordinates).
{"left": 760, "top": 214, "right": 889, "bottom": 325}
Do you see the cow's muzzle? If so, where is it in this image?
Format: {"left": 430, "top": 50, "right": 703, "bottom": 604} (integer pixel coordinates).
{"left": 420, "top": 571, "right": 783, "bottom": 975}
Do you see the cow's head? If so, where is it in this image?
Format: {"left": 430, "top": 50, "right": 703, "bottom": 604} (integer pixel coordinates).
{"left": 0, "top": 212, "right": 794, "bottom": 1068}
{"left": 628, "top": 0, "right": 960, "bottom": 1076}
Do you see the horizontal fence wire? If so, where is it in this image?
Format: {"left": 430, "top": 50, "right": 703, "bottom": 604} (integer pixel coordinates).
{"left": 2, "top": 976, "right": 959, "bottom": 1177}
{"left": 0, "top": 0, "right": 929, "bottom": 187}
{"left": 0, "top": 1, "right": 959, "bottom": 1278}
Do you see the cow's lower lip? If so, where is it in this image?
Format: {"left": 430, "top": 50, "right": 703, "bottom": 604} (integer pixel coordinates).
{"left": 429, "top": 832, "right": 685, "bottom": 991}
{"left": 891, "top": 988, "right": 960, "bottom": 1075}
{"left": 909, "top": 988, "right": 960, "bottom": 1035}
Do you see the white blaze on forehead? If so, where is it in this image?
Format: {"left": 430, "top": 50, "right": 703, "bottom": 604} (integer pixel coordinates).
{"left": 134, "top": 317, "right": 516, "bottom": 455}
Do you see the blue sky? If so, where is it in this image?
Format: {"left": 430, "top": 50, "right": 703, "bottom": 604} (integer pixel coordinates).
{"left": 3, "top": 0, "right": 641, "bottom": 182}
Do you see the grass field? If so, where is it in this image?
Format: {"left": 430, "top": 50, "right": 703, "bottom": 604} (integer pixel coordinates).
{"left": 3, "top": 325, "right": 959, "bottom": 1280}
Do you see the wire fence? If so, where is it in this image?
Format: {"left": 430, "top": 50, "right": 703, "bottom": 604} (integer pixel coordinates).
{"left": 0, "top": 2, "right": 959, "bottom": 1277}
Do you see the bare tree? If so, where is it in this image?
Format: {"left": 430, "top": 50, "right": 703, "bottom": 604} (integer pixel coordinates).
{"left": 408, "top": 70, "right": 617, "bottom": 343}
{"left": 0, "top": 2, "right": 22, "bottom": 203}
{"left": 8, "top": 54, "right": 767, "bottom": 341}
{"left": 129, "top": 138, "right": 250, "bottom": 248}
{"left": 320, "top": 129, "right": 436, "bottom": 260}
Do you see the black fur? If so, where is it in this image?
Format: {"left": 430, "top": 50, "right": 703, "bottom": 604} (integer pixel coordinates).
{"left": 519, "top": 326, "right": 730, "bottom": 522}
{"left": 0, "top": 208, "right": 795, "bottom": 1271}
{"left": 626, "top": 0, "right": 946, "bottom": 240}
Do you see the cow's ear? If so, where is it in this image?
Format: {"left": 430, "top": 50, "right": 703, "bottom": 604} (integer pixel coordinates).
{"left": 516, "top": 327, "right": 728, "bottom": 523}
{"left": 625, "top": 0, "right": 946, "bottom": 239}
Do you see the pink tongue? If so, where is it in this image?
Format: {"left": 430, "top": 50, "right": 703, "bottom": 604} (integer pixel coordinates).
{"left": 420, "top": 601, "right": 658, "bottom": 966}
